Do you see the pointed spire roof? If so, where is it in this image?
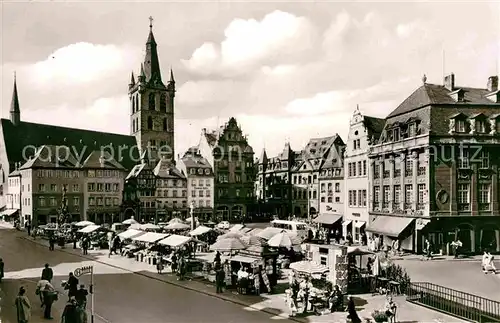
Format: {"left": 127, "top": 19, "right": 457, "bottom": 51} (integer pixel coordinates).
{"left": 259, "top": 148, "right": 268, "bottom": 164}
{"left": 10, "top": 73, "right": 20, "bottom": 113}
{"left": 130, "top": 71, "right": 135, "bottom": 85}
{"left": 143, "top": 17, "right": 163, "bottom": 85}
{"left": 170, "top": 68, "right": 175, "bottom": 82}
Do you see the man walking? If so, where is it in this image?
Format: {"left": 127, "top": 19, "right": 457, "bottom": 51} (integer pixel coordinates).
{"left": 15, "top": 286, "right": 31, "bottom": 323}
{"left": 48, "top": 235, "right": 55, "bottom": 251}
{"left": 41, "top": 264, "right": 53, "bottom": 283}
{"left": 75, "top": 284, "right": 88, "bottom": 309}
{"left": 42, "top": 284, "right": 55, "bottom": 320}
{"left": 67, "top": 272, "right": 79, "bottom": 300}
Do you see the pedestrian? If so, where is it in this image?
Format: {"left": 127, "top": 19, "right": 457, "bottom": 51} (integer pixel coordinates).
{"left": 41, "top": 264, "right": 53, "bottom": 283}
{"left": 61, "top": 297, "right": 80, "bottom": 323}
{"left": 215, "top": 268, "right": 224, "bottom": 293}
{"left": 73, "top": 233, "right": 77, "bottom": 249}
{"left": 300, "top": 276, "right": 312, "bottom": 314}
{"left": 254, "top": 272, "right": 261, "bottom": 296}
{"left": 42, "top": 284, "right": 56, "bottom": 320}
{"left": 0, "top": 257, "right": 4, "bottom": 283}
{"left": 82, "top": 237, "right": 89, "bottom": 255}
{"left": 156, "top": 256, "right": 164, "bottom": 274}
{"left": 26, "top": 220, "right": 31, "bottom": 236}
{"left": 36, "top": 279, "right": 55, "bottom": 306}
{"left": 347, "top": 295, "right": 361, "bottom": 323}
{"left": 15, "top": 286, "right": 31, "bottom": 323}
{"left": 48, "top": 235, "right": 55, "bottom": 251}
{"left": 75, "top": 284, "right": 88, "bottom": 309}
{"left": 424, "top": 238, "right": 432, "bottom": 260}
{"left": 451, "top": 238, "right": 462, "bottom": 259}
{"left": 67, "top": 272, "right": 79, "bottom": 299}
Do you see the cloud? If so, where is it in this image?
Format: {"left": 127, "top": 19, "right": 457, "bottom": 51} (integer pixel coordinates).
{"left": 182, "top": 10, "right": 317, "bottom": 75}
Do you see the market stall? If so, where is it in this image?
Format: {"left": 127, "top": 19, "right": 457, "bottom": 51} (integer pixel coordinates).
{"left": 131, "top": 232, "right": 169, "bottom": 264}
{"left": 140, "top": 223, "right": 161, "bottom": 231}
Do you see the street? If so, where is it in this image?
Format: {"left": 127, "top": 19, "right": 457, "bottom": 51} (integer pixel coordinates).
{"left": 394, "top": 258, "right": 500, "bottom": 301}
{"left": 0, "top": 228, "right": 290, "bottom": 323}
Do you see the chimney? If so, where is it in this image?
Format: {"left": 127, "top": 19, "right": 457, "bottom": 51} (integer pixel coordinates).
{"left": 444, "top": 73, "right": 455, "bottom": 91}
{"left": 487, "top": 76, "right": 498, "bottom": 92}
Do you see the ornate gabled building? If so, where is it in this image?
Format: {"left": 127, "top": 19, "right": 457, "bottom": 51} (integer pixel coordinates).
{"left": 125, "top": 159, "right": 157, "bottom": 223}
{"left": 367, "top": 73, "right": 500, "bottom": 255}
{"left": 153, "top": 157, "right": 188, "bottom": 221}
{"left": 343, "top": 106, "right": 385, "bottom": 242}
{"left": 318, "top": 143, "right": 345, "bottom": 217}
{"left": 177, "top": 147, "right": 214, "bottom": 221}
{"left": 128, "top": 20, "right": 176, "bottom": 168}
{"left": 256, "top": 143, "right": 296, "bottom": 219}
{"left": 199, "top": 117, "right": 255, "bottom": 221}
{"left": 291, "top": 135, "right": 345, "bottom": 220}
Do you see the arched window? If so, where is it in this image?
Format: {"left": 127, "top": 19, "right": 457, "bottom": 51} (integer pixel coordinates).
{"left": 163, "top": 118, "right": 167, "bottom": 131}
{"left": 147, "top": 116, "right": 153, "bottom": 130}
{"left": 160, "top": 93, "right": 167, "bottom": 112}
{"left": 135, "top": 96, "right": 139, "bottom": 111}
{"left": 149, "top": 93, "right": 156, "bottom": 110}
{"left": 132, "top": 97, "right": 135, "bottom": 114}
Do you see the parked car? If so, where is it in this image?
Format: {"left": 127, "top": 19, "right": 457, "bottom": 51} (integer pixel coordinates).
{"left": 217, "top": 221, "right": 230, "bottom": 230}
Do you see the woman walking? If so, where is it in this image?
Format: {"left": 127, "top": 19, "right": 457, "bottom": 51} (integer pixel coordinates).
{"left": 15, "top": 287, "right": 31, "bottom": 323}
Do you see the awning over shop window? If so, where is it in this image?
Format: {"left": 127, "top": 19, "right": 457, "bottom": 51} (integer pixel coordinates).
{"left": 314, "top": 214, "right": 342, "bottom": 225}
{"left": 158, "top": 234, "right": 192, "bottom": 247}
{"left": 366, "top": 215, "right": 414, "bottom": 238}
{"left": 354, "top": 221, "right": 366, "bottom": 228}
{"left": 132, "top": 232, "right": 168, "bottom": 243}
{"left": 342, "top": 220, "right": 352, "bottom": 227}
{"left": 1, "top": 209, "right": 18, "bottom": 217}
{"left": 118, "top": 229, "right": 145, "bottom": 240}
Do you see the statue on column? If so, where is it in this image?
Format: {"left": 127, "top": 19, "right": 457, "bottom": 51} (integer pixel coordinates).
{"left": 189, "top": 201, "right": 195, "bottom": 230}
{"left": 58, "top": 186, "right": 70, "bottom": 226}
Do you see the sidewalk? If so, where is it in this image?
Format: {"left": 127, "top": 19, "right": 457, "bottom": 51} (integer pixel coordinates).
{"left": 21, "top": 236, "right": 466, "bottom": 323}
{"left": 393, "top": 254, "right": 483, "bottom": 262}
{"left": 0, "top": 221, "right": 14, "bottom": 229}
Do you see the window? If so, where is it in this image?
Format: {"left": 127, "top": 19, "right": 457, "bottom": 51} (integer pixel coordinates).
{"left": 404, "top": 185, "right": 413, "bottom": 206}
{"left": 373, "top": 187, "right": 380, "bottom": 207}
{"left": 87, "top": 183, "right": 95, "bottom": 191}
{"left": 352, "top": 189, "right": 357, "bottom": 206}
{"left": 149, "top": 93, "right": 155, "bottom": 110}
{"left": 50, "top": 197, "right": 56, "bottom": 206}
{"left": 97, "top": 183, "right": 104, "bottom": 192}
{"left": 458, "top": 150, "right": 469, "bottom": 169}
{"left": 418, "top": 184, "right": 426, "bottom": 207}
{"left": 353, "top": 140, "right": 357, "bottom": 150}
{"left": 73, "top": 197, "right": 79, "bottom": 206}
{"left": 405, "top": 157, "right": 413, "bottom": 177}
{"left": 105, "top": 183, "right": 111, "bottom": 192}
{"left": 393, "top": 128, "right": 400, "bottom": 141}
{"left": 50, "top": 184, "right": 57, "bottom": 192}
{"left": 97, "top": 197, "right": 104, "bottom": 206}
{"left": 394, "top": 185, "right": 401, "bottom": 204}
{"left": 335, "top": 196, "right": 340, "bottom": 203}
{"left": 479, "top": 184, "right": 490, "bottom": 210}
{"left": 383, "top": 186, "right": 390, "bottom": 203}
{"left": 39, "top": 197, "right": 45, "bottom": 207}
{"left": 163, "top": 118, "right": 167, "bottom": 131}
{"left": 105, "top": 198, "right": 111, "bottom": 206}
{"left": 357, "top": 161, "right": 362, "bottom": 176}
{"left": 348, "top": 163, "right": 352, "bottom": 177}
{"left": 72, "top": 184, "right": 79, "bottom": 192}
{"left": 374, "top": 164, "right": 380, "bottom": 179}
{"left": 113, "top": 198, "right": 119, "bottom": 206}
{"left": 363, "top": 161, "right": 367, "bottom": 176}
{"left": 321, "top": 183, "right": 325, "bottom": 192}
{"left": 353, "top": 163, "right": 357, "bottom": 176}
{"left": 456, "top": 119, "right": 466, "bottom": 132}
{"left": 321, "top": 197, "right": 326, "bottom": 203}
{"left": 147, "top": 116, "right": 153, "bottom": 130}
{"left": 335, "top": 183, "right": 340, "bottom": 193}
{"left": 362, "top": 190, "right": 367, "bottom": 206}
{"left": 476, "top": 120, "right": 486, "bottom": 133}
{"left": 191, "top": 190, "right": 196, "bottom": 197}
{"left": 199, "top": 190, "right": 204, "bottom": 197}
{"left": 458, "top": 184, "right": 470, "bottom": 210}
{"left": 235, "top": 189, "right": 240, "bottom": 197}
{"left": 39, "top": 184, "right": 45, "bottom": 192}
{"left": 206, "top": 190, "right": 210, "bottom": 197}
{"left": 160, "top": 93, "right": 167, "bottom": 112}
{"left": 408, "top": 123, "right": 416, "bottom": 137}
{"left": 479, "top": 150, "right": 489, "bottom": 169}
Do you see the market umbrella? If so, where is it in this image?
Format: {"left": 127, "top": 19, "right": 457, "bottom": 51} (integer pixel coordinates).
{"left": 290, "top": 260, "right": 329, "bottom": 275}
{"left": 268, "top": 232, "right": 301, "bottom": 248}
{"left": 210, "top": 237, "right": 246, "bottom": 252}
{"left": 129, "top": 223, "right": 142, "bottom": 230}
{"left": 240, "top": 235, "right": 266, "bottom": 247}
{"left": 217, "top": 232, "right": 244, "bottom": 240}
{"left": 168, "top": 217, "right": 185, "bottom": 224}
{"left": 348, "top": 247, "right": 374, "bottom": 256}
{"left": 140, "top": 223, "right": 161, "bottom": 231}
{"left": 122, "top": 218, "right": 139, "bottom": 225}
{"left": 74, "top": 221, "right": 95, "bottom": 227}
{"left": 165, "top": 222, "right": 190, "bottom": 230}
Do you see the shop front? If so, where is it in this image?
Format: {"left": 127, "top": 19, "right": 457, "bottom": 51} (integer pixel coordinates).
{"left": 366, "top": 215, "right": 415, "bottom": 252}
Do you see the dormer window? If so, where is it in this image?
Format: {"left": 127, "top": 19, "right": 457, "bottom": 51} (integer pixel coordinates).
{"left": 456, "top": 120, "right": 466, "bottom": 132}
{"left": 408, "top": 123, "right": 416, "bottom": 137}
{"left": 476, "top": 120, "right": 486, "bottom": 133}
{"left": 393, "top": 128, "right": 400, "bottom": 141}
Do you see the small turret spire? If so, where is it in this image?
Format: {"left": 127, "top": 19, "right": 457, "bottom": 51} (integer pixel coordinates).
{"left": 138, "top": 64, "right": 146, "bottom": 82}
{"left": 149, "top": 16, "right": 153, "bottom": 31}
{"left": 10, "top": 72, "right": 20, "bottom": 126}
{"left": 129, "top": 71, "right": 136, "bottom": 88}
{"left": 170, "top": 68, "right": 175, "bottom": 83}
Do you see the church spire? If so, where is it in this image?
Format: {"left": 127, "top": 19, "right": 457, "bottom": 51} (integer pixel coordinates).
{"left": 10, "top": 72, "right": 20, "bottom": 126}
{"left": 143, "top": 16, "right": 163, "bottom": 85}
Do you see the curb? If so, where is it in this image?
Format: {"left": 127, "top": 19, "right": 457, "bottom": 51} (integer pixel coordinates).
{"left": 392, "top": 257, "right": 482, "bottom": 262}
{"left": 20, "top": 236, "right": 303, "bottom": 322}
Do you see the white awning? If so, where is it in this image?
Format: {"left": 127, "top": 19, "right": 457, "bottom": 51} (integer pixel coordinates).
{"left": 189, "top": 226, "right": 212, "bottom": 236}
{"left": 78, "top": 225, "right": 101, "bottom": 233}
{"left": 230, "top": 255, "right": 261, "bottom": 264}
{"left": 1, "top": 209, "right": 18, "bottom": 217}
{"left": 132, "top": 232, "right": 168, "bottom": 243}
{"left": 118, "top": 229, "right": 145, "bottom": 240}
{"left": 230, "top": 224, "right": 244, "bottom": 232}
{"left": 314, "top": 214, "right": 342, "bottom": 225}
{"left": 158, "top": 234, "right": 192, "bottom": 247}
{"left": 342, "top": 220, "right": 352, "bottom": 227}
{"left": 354, "top": 221, "right": 366, "bottom": 228}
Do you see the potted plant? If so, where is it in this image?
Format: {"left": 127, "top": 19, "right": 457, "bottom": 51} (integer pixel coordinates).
{"left": 371, "top": 310, "right": 388, "bottom": 322}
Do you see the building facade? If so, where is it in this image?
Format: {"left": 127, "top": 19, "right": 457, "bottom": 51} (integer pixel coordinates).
{"left": 291, "top": 136, "right": 345, "bottom": 220}
{"left": 256, "top": 143, "right": 295, "bottom": 219}
{"left": 177, "top": 147, "right": 214, "bottom": 221}
{"left": 368, "top": 74, "right": 500, "bottom": 255}
{"left": 125, "top": 162, "right": 157, "bottom": 223}
{"left": 154, "top": 158, "right": 188, "bottom": 221}
{"left": 343, "top": 107, "right": 385, "bottom": 241}
{"left": 199, "top": 117, "right": 255, "bottom": 221}
{"left": 5, "top": 164, "right": 22, "bottom": 221}
{"left": 318, "top": 144, "right": 345, "bottom": 217}
{"left": 83, "top": 151, "right": 126, "bottom": 224}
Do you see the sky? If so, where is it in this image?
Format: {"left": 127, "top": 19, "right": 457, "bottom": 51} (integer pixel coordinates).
{"left": 1, "top": 1, "right": 500, "bottom": 158}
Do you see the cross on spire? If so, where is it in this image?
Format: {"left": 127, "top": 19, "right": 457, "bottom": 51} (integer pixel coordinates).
{"left": 149, "top": 16, "right": 153, "bottom": 31}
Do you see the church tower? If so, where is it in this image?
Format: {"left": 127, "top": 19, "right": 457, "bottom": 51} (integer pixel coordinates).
{"left": 129, "top": 17, "right": 175, "bottom": 166}
{"left": 10, "top": 73, "right": 20, "bottom": 126}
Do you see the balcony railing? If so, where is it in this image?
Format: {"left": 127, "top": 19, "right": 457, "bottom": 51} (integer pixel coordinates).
{"left": 383, "top": 171, "right": 390, "bottom": 178}
{"left": 373, "top": 202, "right": 380, "bottom": 208}
{"left": 382, "top": 202, "right": 390, "bottom": 209}
{"left": 374, "top": 173, "right": 380, "bottom": 179}
{"left": 418, "top": 167, "right": 426, "bottom": 176}
{"left": 417, "top": 203, "right": 425, "bottom": 210}
{"left": 405, "top": 169, "right": 413, "bottom": 177}
{"left": 458, "top": 203, "right": 471, "bottom": 211}
{"left": 394, "top": 169, "right": 401, "bottom": 177}
{"left": 404, "top": 202, "right": 412, "bottom": 210}
{"left": 479, "top": 203, "right": 491, "bottom": 211}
